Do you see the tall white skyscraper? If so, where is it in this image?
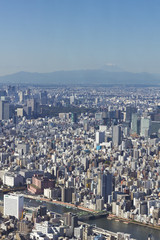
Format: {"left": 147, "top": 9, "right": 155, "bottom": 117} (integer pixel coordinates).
{"left": 4, "top": 194, "right": 24, "bottom": 219}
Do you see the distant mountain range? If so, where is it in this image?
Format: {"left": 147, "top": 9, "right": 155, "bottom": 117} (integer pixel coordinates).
{"left": 0, "top": 70, "right": 159, "bottom": 86}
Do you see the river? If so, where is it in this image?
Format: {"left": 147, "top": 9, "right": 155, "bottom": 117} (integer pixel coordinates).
{"left": 24, "top": 198, "right": 160, "bottom": 240}
{"left": 1, "top": 194, "right": 160, "bottom": 240}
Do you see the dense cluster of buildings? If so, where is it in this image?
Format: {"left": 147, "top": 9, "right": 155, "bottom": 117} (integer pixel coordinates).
{"left": 0, "top": 85, "right": 159, "bottom": 239}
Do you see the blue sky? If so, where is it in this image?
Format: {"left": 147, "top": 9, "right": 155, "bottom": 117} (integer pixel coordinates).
{"left": 0, "top": 0, "right": 160, "bottom": 75}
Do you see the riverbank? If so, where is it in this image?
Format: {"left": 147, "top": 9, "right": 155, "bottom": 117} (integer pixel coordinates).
{"left": 24, "top": 194, "right": 160, "bottom": 231}
{"left": 24, "top": 194, "right": 97, "bottom": 213}
{"left": 107, "top": 214, "right": 160, "bottom": 231}
{"left": 0, "top": 186, "right": 26, "bottom": 193}
{"left": 24, "top": 194, "right": 99, "bottom": 211}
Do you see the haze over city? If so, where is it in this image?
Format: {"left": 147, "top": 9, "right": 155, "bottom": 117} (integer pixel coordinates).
{"left": 0, "top": 0, "right": 160, "bottom": 77}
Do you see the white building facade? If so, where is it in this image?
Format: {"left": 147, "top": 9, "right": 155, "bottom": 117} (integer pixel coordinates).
{"left": 4, "top": 194, "right": 24, "bottom": 219}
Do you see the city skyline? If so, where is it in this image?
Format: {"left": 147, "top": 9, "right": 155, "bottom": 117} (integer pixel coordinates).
{"left": 0, "top": 0, "right": 160, "bottom": 76}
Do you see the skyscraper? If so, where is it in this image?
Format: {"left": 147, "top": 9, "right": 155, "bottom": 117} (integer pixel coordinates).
{"left": 71, "top": 112, "right": 77, "bottom": 123}
{"left": 27, "top": 98, "right": 39, "bottom": 117}
{"left": 0, "top": 100, "right": 12, "bottom": 120}
{"left": 4, "top": 194, "right": 24, "bottom": 219}
{"left": 140, "top": 117, "right": 150, "bottom": 137}
{"left": 70, "top": 95, "right": 75, "bottom": 105}
{"left": 126, "top": 106, "right": 137, "bottom": 124}
{"left": 97, "top": 171, "right": 112, "bottom": 203}
{"left": 112, "top": 125, "right": 122, "bottom": 147}
{"left": 18, "top": 91, "right": 24, "bottom": 103}
{"left": 40, "top": 91, "right": 47, "bottom": 105}
{"left": 131, "top": 113, "right": 141, "bottom": 135}
{"left": 96, "top": 131, "right": 105, "bottom": 144}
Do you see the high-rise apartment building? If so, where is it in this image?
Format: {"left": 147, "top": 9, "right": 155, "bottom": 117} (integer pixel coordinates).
{"left": 112, "top": 125, "right": 122, "bottom": 147}
{"left": 97, "top": 171, "right": 112, "bottom": 203}
{"left": 131, "top": 113, "right": 141, "bottom": 135}
{"left": 4, "top": 194, "right": 24, "bottom": 219}
{"left": 126, "top": 106, "right": 137, "bottom": 123}
{"left": 71, "top": 112, "right": 77, "bottom": 123}
{"left": 140, "top": 117, "right": 150, "bottom": 137}
{"left": 70, "top": 95, "right": 75, "bottom": 105}
{"left": 40, "top": 91, "right": 47, "bottom": 105}
{"left": 0, "top": 100, "right": 12, "bottom": 120}
{"left": 18, "top": 91, "right": 24, "bottom": 103}
{"left": 96, "top": 131, "right": 105, "bottom": 144}
{"left": 27, "top": 98, "right": 39, "bottom": 117}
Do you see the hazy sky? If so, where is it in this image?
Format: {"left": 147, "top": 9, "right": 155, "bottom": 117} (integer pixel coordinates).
{"left": 0, "top": 0, "right": 160, "bottom": 75}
